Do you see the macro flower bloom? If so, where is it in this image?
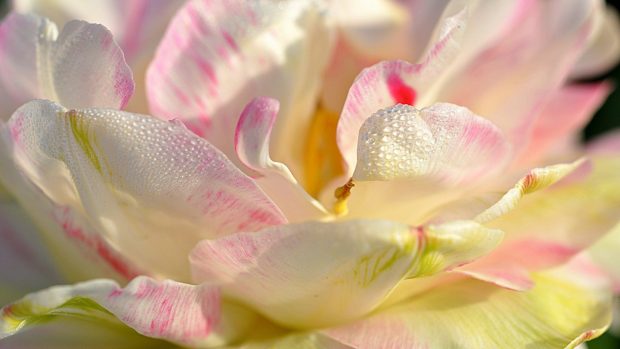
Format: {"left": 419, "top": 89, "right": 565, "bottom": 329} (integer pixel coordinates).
{"left": 0, "top": 0, "right": 619, "bottom": 348}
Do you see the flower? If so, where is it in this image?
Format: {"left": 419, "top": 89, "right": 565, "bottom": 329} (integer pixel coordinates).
{"left": 0, "top": 0, "right": 619, "bottom": 348}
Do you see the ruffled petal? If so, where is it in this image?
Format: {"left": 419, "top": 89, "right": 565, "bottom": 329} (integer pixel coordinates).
{"left": 459, "top": 158, "right": 620, "bottom": 290}
{"left": 146, "top": 0, "right": 333, "bottom": 176}
{"left": 3, "top": 100, "right": 286, "bottom": 281}
{"left": 191, "top": 219, "right": 502, "bottom": 328}
{"left": 325, "top": 257, "right": 612, "bottom": 349}
{"left": 336, "top": 9, "right": 467, "bottom": 175}
{"left": 12, "top": 0, "right": 184, "bottom": 113}
{"left": 0, "top": 13, "right": 133, "bottom": 118}
{"left": 0, "top": 277, "right": 257, "bottom": 347}
{"left": 439, "top": 0, "right": 598, "bottom": 154}
{"left": 235, "top": 97, "right": 328, "bottom": 222}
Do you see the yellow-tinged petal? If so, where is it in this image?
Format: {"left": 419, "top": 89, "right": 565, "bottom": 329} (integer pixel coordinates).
{"left": 475, "top": 159, "right": 586, "bottom": 223}
{"left": 429, "top": 156, "right": 620, "bottom": 290}
{"left": 230, "top": 332, "right": 352, "bottom": 349}
{"left": 325, "top": 258, "right": 612, "bottom": 349}
{"left": 191, "top": 219, "right": 502, "bottom": 328}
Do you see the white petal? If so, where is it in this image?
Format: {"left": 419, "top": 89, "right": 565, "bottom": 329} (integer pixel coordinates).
{"left": 4, "top": 100, "right": 286, "bottom": 281}
{"left": 191, "top": 219, "right": 502, "bottom": 328}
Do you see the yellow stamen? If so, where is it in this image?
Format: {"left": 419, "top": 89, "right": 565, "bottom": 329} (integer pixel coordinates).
{"left": 303, "top": 105, "right": 344, "bottom": 198}
{"left": 333, "top": 178, "right": 354, "bottom": 216}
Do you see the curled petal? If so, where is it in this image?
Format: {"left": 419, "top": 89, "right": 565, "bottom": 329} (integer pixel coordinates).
{"left": 235, "top": 97, "right": 329, "bottom": 222}
{"left": 475, "top": 160, "right": 586, "bottom": 224}
{"left": 191, "top": 219, "right": 502, "bottom": 328}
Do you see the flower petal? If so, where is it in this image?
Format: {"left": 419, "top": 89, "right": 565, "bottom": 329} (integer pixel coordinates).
{"left": 190, "top": 219, "right": 502, "bottom": 328}
{"left": 352, "top": 103, "right": 510, "bottom": 183}
{"left": 336, "top": 9, "right": 466, "bottom": 175}
{"left": 0, "top": 277, "right": 257, "bottom": 347}
{"left": 587, "top": 130, "right": 620, "bottom": 155}
{"left": 0, "top": 199, "right": 63, "bottom": 305}
{"left": 325, "top": 257, "right": 612, "bottom": 349}
{"left": 0, "top": 124, "right": 141, "bottom": 282}
{"left": 231, "top": 332, "right": 353, "bottom": 349}
{"left": 0, "top": 13, "right": 134, "bottom": 118}
{"left": 459, "top": 157, "right": 620, "bottom": 290}
{"left": 570, "top": 4, "right": 620, "bottom": 79}
{"left": 3, "top": 100, "right": 286, "bottom": 281}
{"left": 474, "top": 160, "right": 586, "bottom": 224}
{"left": 0, "top": 317, "right": 169, "bottom": 349}
{"left": 146, "top": 0, "right": 333, "bottom": 176}
{"left": 13, "top": 0, "right": 185, "bottom": 114}
{"left": 589, "top": 224, "right": 620, "bottom": 293}
{"left": 439, "top": 0, "right": 597, "bottom": 154}
{"left": 515, "top": 82, "right": 611, "bottom": 166}
{"left": 235, "top": 97, "right": 329, "bottom": 222}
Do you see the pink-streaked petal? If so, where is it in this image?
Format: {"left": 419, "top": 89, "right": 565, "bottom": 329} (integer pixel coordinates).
{"left": 147, "top": 0, "right": 333, "bottom": 175}
{"left": 0, "top": 123, "right": 143, "bottom": 283}
{"left": 235, "top": 97, "right": 329, "bottom": 222}
{"left": 190, "top": 219, "right": 502, "bottom": 329}
{"left": 319, "top": 0, "right": 448, "bottom": 113}
{"left": 3, "top": 100, "right": 286, "bottom": 281}
{"left": 336, "top": 10, "right": 466, "bottom": 175}
{"left": 0, "top": 277, "right": 257, "bottom": 347}
{"left": 457, "top": 238, "right": 579, "bottom": 290}
{"left": 459, "top": 157, "right": 620, "bottom": 290}
{"left": 570, "top": 4, "right": 620, "bottom": 79}
{"left": 0, "top": 13, "right": 134, "bottom": 118}
{"left": 12, "top": 0, "right": 183, "bottom": 64}
{"left": 439, "top": 0, "right": 597, "bottom": 155}
{"left": 324, "top": 257, "right": 612, "bottom": 349}
{"left": 46, "top": 20, "right": 134, "bottom": 109}
{"left": 353, "top": 103, "right": 510, "bottom": 184}
{"left": 516, "top": 82, "right": 611, "bottom": 166}
{"left": 322, "top": 0, "right": 519, "bottom": 115}
{"left": 13, "top": 0, "right": 185, "bottom": 114}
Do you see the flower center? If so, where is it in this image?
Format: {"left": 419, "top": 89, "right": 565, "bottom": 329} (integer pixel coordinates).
{"left": 302, "top": 105, "right": 344, "bottom": 198}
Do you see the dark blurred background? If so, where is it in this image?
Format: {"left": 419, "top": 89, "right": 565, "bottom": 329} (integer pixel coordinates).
{"left": 0, "top": 0, "right": 619, "bottom": 347}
